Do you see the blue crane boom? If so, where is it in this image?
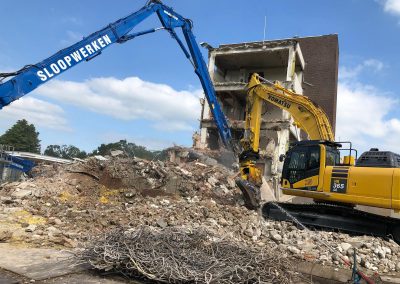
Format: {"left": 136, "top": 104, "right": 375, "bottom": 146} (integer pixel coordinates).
{"left": 0, "top": 0, "right": 233, "bottom": 149}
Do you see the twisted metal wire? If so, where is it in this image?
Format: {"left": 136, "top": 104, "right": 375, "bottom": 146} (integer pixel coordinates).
{"left": 79, "top": 226, "right": 303, "bottom": 283}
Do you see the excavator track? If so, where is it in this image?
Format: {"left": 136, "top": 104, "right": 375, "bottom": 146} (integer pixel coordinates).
{"left": 262, "top": 202, "right": 400, "bottom": 244}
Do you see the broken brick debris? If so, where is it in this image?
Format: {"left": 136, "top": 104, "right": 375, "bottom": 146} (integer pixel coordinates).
{"left": 0, "top": 156, "right": 399, "bottom": 277}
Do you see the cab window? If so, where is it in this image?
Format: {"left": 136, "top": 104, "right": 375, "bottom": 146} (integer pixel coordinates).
{"left": 309, "top": 148, "right": 320, "bottom": 169}
{"left": 288, "top": 151, "right": 307, "bottom": 170}
{"left": 326, "top": 148, "right": 340, "bottom": 166}
{"left": 283, "top": 145, "right": 321, "bottom": 185}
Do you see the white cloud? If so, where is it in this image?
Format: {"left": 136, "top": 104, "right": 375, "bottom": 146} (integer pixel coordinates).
{"left": 60, "top": 30, "right": 83, "bottom": 46}
{"left": 383, "top": 0, "right": 400, "bottom": 16}
{"left": 336, "top": 79, "right": 400, "bottom": 153}
{"left": 339, "top": 59, "right": 384, "bottom": 80}
{"left": 0, "top": 97, "right": 70, "bottom": 131}
{"left": 36, "top": 76, "right": 202, "bottom": 132}
{"left": 363, "top": 59, "right": 385, "bottom": 70}
{"left": 62, "top": 17, "right": 82, "bottom": 25}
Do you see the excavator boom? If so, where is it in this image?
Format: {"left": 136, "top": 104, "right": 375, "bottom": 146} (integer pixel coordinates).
{"left": 247, "top": 74, "right": 334, "bottom": 142}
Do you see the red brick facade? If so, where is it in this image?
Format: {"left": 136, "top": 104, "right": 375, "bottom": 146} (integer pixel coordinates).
{"left": 296, "top": 35, "right": 339, "bottom": 133}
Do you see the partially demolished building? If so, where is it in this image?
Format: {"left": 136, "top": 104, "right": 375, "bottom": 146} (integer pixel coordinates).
{"left": 195, "top": 34, "right": 339, "bottom": 198}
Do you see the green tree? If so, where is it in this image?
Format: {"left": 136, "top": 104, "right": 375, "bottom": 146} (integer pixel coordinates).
{"left": 44, "top": 144, "right": 87, "bottom": 159}
{"left": 91, "top": 139, "right": 167, "bottom": 161}
{"left": 0, "top": 119, "right": 41, "bottom": 153}
{"left": 63, "top": 145, "right": 87, "bottom": 159}
{"left": 92, "top": 140, "right": 129, "bottom": 156}
{"left": 44, "top": 144, "right": 62, "bottom": 157}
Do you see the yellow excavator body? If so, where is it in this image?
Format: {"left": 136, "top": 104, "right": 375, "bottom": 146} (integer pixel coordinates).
{"left": 238, "top": 73, "right": 400, "bottom": 241}
{"left": 239, "top": 73, "right": 400, "bottom": 213}
{"left": 280, "top": 142, "right": 400, "bottom": 211}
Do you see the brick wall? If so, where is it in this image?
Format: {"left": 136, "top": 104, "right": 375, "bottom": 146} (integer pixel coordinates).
{"left": 296, "top": 35, "right": 339, "bottom": 133}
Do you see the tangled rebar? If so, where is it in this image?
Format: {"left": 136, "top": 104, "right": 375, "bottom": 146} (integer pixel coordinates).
{"left": 79, "top": 226, "right": 302, "bottom": 283}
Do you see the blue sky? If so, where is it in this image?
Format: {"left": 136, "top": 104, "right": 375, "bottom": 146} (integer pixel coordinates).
{"left": 0, "top": 0, "right": 400, "bottom": 154}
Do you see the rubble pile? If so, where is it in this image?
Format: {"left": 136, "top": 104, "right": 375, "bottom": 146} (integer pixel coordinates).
{"left": 80, "top": 226, "right": 300, "bottom": 283}
{"left": 70, "top": 157, "right": 239, "bottom": 200}
{"left": 0, "top": 157, "right": 242, "bottom": 248}
{"left": 0, "top": 156, "right": 400, "bottom": 276}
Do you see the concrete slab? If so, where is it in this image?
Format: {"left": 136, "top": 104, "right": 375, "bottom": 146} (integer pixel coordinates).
{"left": 260, "top": 178, "right": 276, "bottom": 202}
{"left": 0, "top": 244, "right": 88, "bottom": 281}
{"left": 382, "top": 276, "right": 400, "bottom": 284}
{"left": 296, "top": 262, "right": 352, "bottom": 283}
{"left": 295, "top": 261, "right": 400, "bottom": 283}
{"left": 40, "top": 272, "right": 134, "bottom": 284}
{"left": 0, "top": 273, "right": 18, "bottom": 284}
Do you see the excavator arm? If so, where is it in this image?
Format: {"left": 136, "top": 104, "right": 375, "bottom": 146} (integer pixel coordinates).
{"left": 0, "top": 0, "right": 233, "bottom": 150}
{"left": 246, "top": 73, "right": 334, "bottom": 143}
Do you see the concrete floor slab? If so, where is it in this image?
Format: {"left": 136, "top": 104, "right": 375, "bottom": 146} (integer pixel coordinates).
{"left": 0, "top": 244, "right": 88, "bottom": 281}
{"left": 0, "top": 273, "right": 18, "bottom": 284}
{"left": 40, "top": 272, "right": 134, "bottom": 284}
{"left": 296, "top": 262, "right": 352, "bottom": 283}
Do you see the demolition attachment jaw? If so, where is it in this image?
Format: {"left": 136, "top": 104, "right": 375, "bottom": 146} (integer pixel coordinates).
{"left": 237, "top": 150, "right": 262, "bottom": 210}
{"left": 235, "top": 179, "right": 261, "bottom": 210}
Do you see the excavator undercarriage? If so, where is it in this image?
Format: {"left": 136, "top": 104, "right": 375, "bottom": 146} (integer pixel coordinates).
{"left": 263, "top": 202, "right": 400, "bottom": 244}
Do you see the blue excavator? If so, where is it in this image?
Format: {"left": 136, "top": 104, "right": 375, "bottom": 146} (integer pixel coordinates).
{"left": 0, "top": 0, "right": 231, "bottom": 151}
{"left": 0, "top": 0, "right": 263, "bottom": 204}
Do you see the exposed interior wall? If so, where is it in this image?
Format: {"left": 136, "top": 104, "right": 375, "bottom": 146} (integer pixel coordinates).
{"left": 196, "top": 40, "right": 307, "bottom": 199}
{"left": 195, "top": 35, "right": 338, "bottom": 200}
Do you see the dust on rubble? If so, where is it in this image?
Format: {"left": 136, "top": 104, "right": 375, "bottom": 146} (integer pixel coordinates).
{"left": 0, "top": 156, "right": 400, "bottom": 276}
{"left": 0, "top": 157, "right": 244, "bottom": 248}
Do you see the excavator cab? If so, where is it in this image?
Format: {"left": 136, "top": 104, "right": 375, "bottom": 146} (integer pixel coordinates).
{"left": 280, "top": 140, "right": 356, "bottom": 191}
{"left": 237, "top": 140, "right": 350, "bottom": 209}
{"left": 281, "top": 141, "right": 340, "bottom": 190}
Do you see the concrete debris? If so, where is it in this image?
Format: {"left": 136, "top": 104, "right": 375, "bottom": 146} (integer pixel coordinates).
{"left": 167, "top": 146, "right": 220, "bottom": 166}
{"left": 340, "top": 242, "right": 352, "bottom": 252}
{"left": 11, "top": 188, "right": 32, "bottom": 199}
{"left": 0, "top": 230, "right": 12, "bottom": 242}
{"left": 25, "top": 224, "right": 36, "bottom": 233}
{"left": 0, "top": 155, "right": 399, "bottom": 276}
{"left": 94, "top": 155, "right": 108, "bottom": 161}
{"left": 110, "top": 150, "right": 124, "bottom": 157}
{"left": 156, "top": 218, "right": 168, "bottom": 229}
{"left": 271, "top": 233, "right": 283, "bottom": 243}
{"left": 288, "top": 246, "right": 301, "bottom": 254}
